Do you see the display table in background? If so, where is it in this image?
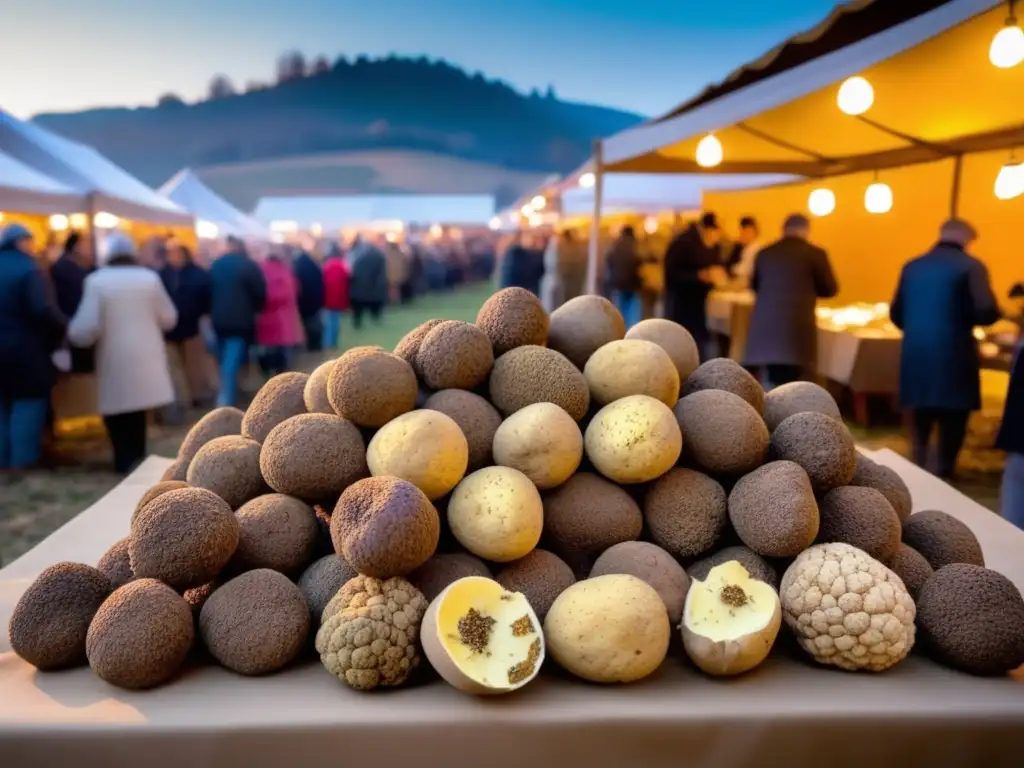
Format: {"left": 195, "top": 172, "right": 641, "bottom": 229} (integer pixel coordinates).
{"left": 2, "top": 455, "right": 1023, "bottom": 768}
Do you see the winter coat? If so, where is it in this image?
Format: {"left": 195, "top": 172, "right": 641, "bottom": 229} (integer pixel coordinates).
{"left": 293, "top": 252, "right": 325, "bottom": 318}
{"left": 891, "top": 243, "right": 1001, "bottom": 411}
{"left": 67, "top": 260, "right": 177, "bottom": 415}
{"left": 348, "top": 243, "right": 388, "bottom": 305}
{"left": 664, "top": 225, "right": 719, "bottom": 337}
{"left": 0, "top": 246, "right": 66, "bottom": 399}
{"left": 744, "top": 236, "right": 838, "bottom": 369}
{"left": 605, "top": 234, "right": 642, "bottom": 294}
{"left": 209, "top": 251, "right": 267, "bottom": 342}
{"left": 159, "top": 261, "right": 211, "bottom": 342}
{"left": 998, "top": 340, "right": 1024, "bottom": 454}
{"left": 257, "top": 257, "right": 304, "bottom": 348}
{"left": 499, "top": 244, "right": 544, "bottom": 296}
{"left": 323, "top": 257, "right": 351, "bottom": 311}
{"left": 50, "top": 252, "right": 95, "bottom": 373}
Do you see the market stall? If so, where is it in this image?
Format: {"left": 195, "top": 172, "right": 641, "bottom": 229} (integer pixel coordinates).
{"left": 160, "top": 168, "right": 271, "bottom": 242}
{"left": 0, "top": 151, "right": 83, "bottom": 238}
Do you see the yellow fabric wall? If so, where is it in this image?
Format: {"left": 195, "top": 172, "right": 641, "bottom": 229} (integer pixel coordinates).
{"left": 704, "top": 151, "right": 1022, "bottom": 305}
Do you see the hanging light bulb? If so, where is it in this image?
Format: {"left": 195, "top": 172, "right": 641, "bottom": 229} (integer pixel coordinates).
{"left": 643, "top": 216, "right": 659, "bottom": 234}
{"left": 990, "top": 3, "right": 1024, "bottom": 69}
{"left": 808, "top": 188, "right": 836, "bottom": 217}
{"left": 837, "top": 76, "right": 874, "bottom": 115}
{"left": 49, "top": 214, "right": 70, "bottom": 231}
{"left": 578, "top": 172, "right": 596, "bottom": 188}
{"left": 995, "top": 159, "right": 1024, "bottom": 200}
{"left": 696, "top": 134, "right": 723, "bottom": 168}
{"left": 520, "top": 204, "right": 534, "bottom": 217}
{"left": 865, "top": 180, "right": 893, "bottom": 214}
{"left": 531, "top": 195, "right": 547, "bottom": 210}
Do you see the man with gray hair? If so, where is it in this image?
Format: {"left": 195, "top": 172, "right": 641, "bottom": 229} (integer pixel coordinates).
{"left": 891, "top": 217, "right": 1000, "bottom": 479}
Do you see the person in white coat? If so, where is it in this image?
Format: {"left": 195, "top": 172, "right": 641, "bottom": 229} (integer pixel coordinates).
{"left": 68, "top": 233, "right": 177, "bottom": 473}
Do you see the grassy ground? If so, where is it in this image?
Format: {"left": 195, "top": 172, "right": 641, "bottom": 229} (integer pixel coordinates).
{"left": 0, "top": 283, "right": 1005, "bottom": 567}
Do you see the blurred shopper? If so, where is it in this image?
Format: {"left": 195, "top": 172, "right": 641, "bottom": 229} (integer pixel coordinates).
{"left": 50, "top": 231, "right": 95, "bottom": 373}
{"left": 321, "top": 243, "right": 351, "bottom": 350}
{"left": 256, "top": 251, "right": 304, "bottom": 378}
{"left": 68, "top": 234, "right": 177, "bottom": 474}
{"left": 664, "top": 213, "right": 725, "bottom": 359}
{"left": 349, "top": 236, "right": 388, "bottom": 329}
{"left": 159, "top": 241, "right": 213, "bottom": 422}
{"left": 541, "top": 230, "right": 587, "bottom": 312}
{"left": 891, "top": 218, "right": 1001, "bottom": 479}
{"left": 998, "top": 336, "right": 1024, "bottom": 526}
{"left": 605, "top": 226, "right": 643, "bottom": 329}
{"left": 293, "top": 246, "right": 325, "bottom": 352}
{"left": 210, "top": 236, "right": 267, "bottom": 407}
{"left": 385, "top": 240, "right": 410, "bottom": 305}
{"left": 499, "top": 232, "right": 544, "bottom": 296}
{"left": 744, "top": 214, "right": 838, "bottom": 388}
{"left": 727, "top": 216, "right": 762, "bottom": 287}
{"left": 0, "top": 224, "right": 66, "bottom": 470}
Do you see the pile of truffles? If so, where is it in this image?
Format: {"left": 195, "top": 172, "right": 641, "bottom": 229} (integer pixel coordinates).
{"left": 9, "top": 288, "right": 1024, "bottom": 695}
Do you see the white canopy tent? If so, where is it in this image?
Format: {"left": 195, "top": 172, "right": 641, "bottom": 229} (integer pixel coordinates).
{"left": 0, "top": 150, "right": 83, "bottom": 215}
{"left": 160, "top": 169, "right": 270, "bottom": 240}
{"left": 0, "top": 110, "right": 192, "bottom": 227}
{"left": 253, "top": 194, "right": 496, "bottom": 232}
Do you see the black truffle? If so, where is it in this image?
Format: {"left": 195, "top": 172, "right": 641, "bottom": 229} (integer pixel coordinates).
{"left": 304, "top": 360, "right": 336, "bottom": 414}
{"left": 673, "top": 390, "right": 769, "bottom": 476}
{"left": 547, "top": 295, "right": 625, "bottom": 370}
{"left": 475, "top": 288, "right": 549, "bottom": 355}
{"left": 729, "top": 461, "right": 820, "bottom": 558}
{"left": 416, "top": 320, "right": 495, "bottom": 391}
{"left": 681, "top": 358, "right": 765, "bottom": 413}
{"left": 327, "top": 347, "right": 418, "bottom": 428}
{"left": 394, "top": 318, "right": 447, "bottom": 373}
{"left": 161, "top": 458, "right": 188, "bottom": 482}
{"left": 688, "top": 546, "right": 779, "bottom": 589}
{"left": 177, "top": 406, "right": 245, "bottom": 466}
{"left": 886, "top": 543, "right": 934, "bottom": 600}
{"left": 187, "top": 435, "right": 268, "bottom": 509}
{"left": 132, "top": 480, "right": 189, "bottom": 526}
{"left": 542, "top": 472, "right": 642, "bottom": 561}
{"left": 97, "top": 537, "right": 135, "bottom": 588}
{"left": 298, "top": 554, "right": 359, "bottom": 621}
{"left": 411, "top": 552, "right": 492, "bottom": 602}
{"left": 770, "top": 411, "right": 856, "bottom": 493}
{"left": 489, "top": 345, "right": 590, "bottom": 421}
{"left": 423, "top": 389, "right": 502, "bottom": 471}
{"left": 902, "top": 509, "right": 984, "bottom": 569}
{"left": 242, "top": 371, "right": 310, "bottom": 443}
{"left": 232, "top": 494, "right": 319, "bottom": 575}
{"left": 495, "top": 549, "right": 575, "bottom": 620}
{"left": 644, "top": 468, "right": 728, "bottom": 560}
{"left": 817, "top": 486, "right": 902, "bottom": 563}
{"left": 762, "top": 381, "right": 841, "bottom": 432}
{"left": 851, "top": 454, "right": 913, "bottom": 523}
{"left": 591, "top": 541, "right": 690, "bottom": 625}
{"left": 260, "top": 413, "right": 368, "bottom": 501}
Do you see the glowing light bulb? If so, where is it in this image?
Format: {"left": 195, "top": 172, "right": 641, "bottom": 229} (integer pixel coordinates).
{"left": 49, "top": 214, "right": 69, "bottom": 231}
{"left": 69, "top": 213, "right": 88, "bottom": 229}
{"left": 837, "top": 76, "right": 874, "bottom": 116}
{"left": 643, "top": 216, "right": 659, "bottom": 234}
{"left": 528, "top": 213, "right": 543, "bottom": 228}
{"left": 195, "top": 219, "right": 220, "bottom": 239}
{"left": 520, "top": 204, "right": 534, "bottom": 217}
{"left": 864, "top": 182, "right": 893, "bottom": 214}
{"left": 578, "top": 172, "right": 595, "bottom": 188}
{"left": 488, "top": 216, "right": 502, "bottom": 231}
{"left": 531, "top": 195, "right": 547, "bottom": 210}
{"left": 990, "top": 22, "right": 1024, "bottom": 69}
{"left": 696, "top": 134, "right": 723, "bottom": 168}
{"left": 808, "top": 188, "right": 836, "bottom": 217}
{"left": 995, "top": 161, "right": 1024, "bottom": 200}
{"left": 93, "top": 211, "right": 120, "bottom": 229}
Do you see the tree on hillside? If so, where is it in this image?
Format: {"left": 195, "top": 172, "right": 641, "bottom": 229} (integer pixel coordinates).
{"left": 312, "top": 56, "right": 330, "bottom": 75}
{"left": 157, "top": 93, "right": 185, "bottom": 108}
{"left": 545, "top": 84, "right": 558, "bottom": 101}
{"left": 277, "top": 50, "right": 308, "bottom": 83}
{"left": 208, "top": 75, "right": 236, "bottom": 100}
{"left": 245, "top": 80, "right": 269, "bottom": 93}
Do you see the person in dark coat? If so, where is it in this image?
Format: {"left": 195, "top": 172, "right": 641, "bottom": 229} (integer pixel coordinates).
{"left": 744, "top": 214, "right": 838, "bottom": 387}
{"left": 498, "top": 233, "right": 544, "bottom": 296}
{"left": 209, "top": 236, "right": 266, "bottom": 407}
{"left": 726, "top": 216, "right": 762, "bottom": 287}
{"left": 348, "top": 236, "right": 388, "bottom": 329}
{"left": 292, "top": 248, "right": 325, "bottom": 351}
{"left": 605, "top": 226, "right": 642, "bottom": 328}
{"left": 159, "top": 242, "right": 213, "bottom": 417}
{"left": 49, "top": 231, "right": 94, "bottom": 373}
{"left": 998, "top": 336, "right": 1024, "bottom": 527}
{"left": 664, "top": 213, "right": 724, "bottom": 359}
{"left": 890, "top": 218, "right": 1001, "bottom": 479}
{"left": 0, "top": 224, "right": 67, "bottom": 469}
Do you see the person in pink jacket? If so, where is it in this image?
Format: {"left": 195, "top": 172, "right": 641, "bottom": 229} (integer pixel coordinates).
{"left": 256, "top": 252, "right": 304, "bottom": 377}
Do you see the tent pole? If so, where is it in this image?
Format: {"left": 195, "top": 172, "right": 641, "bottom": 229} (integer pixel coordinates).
{"left": 86, "top": 192, "right": 99, "bottom": 262}
{"left": 950, "top": 154, "right": 963, "bottom": 218}
{"left": 587, "top": 141, "right": 603, "bottom": 296}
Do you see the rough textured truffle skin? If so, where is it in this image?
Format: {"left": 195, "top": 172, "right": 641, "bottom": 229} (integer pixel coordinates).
{"left": 681, "top": 358, "right": 765, "bottom": 413}
{"left": 200, "top": 569, "right": 310, "bottom": 675}
{"left": 331, "top": 476, "right": 440, "bottom": 578}
{"left": 688, "top": 546, "right": 779, "bottom": 590}
{"left": 233, "top": 494, "right": 319, "bottom": 575}
{"left": 817, "top": 486, "right": 902, "bottom": 562}
{"left": 729, "top": 461, "right": 820, "bottom": 558}
{"left": 416, "top": 320, "right": 495, "bottom": 390}
{"left": 304, "top": 360, "right": 336, "bottom": 414}
{"left": 489, "top": 345, "right": 590, "bottom": 421}
{"left": 394, "top": 318, "right": 447, "bottom": 373}
{"left": 644, "top": 468, "right": 727, "bottom": 560}
{"left": 298, "top": 554, "right": 359, "bottom": 620}
{"left": 316, "top": 575, "right": 428, "bottom": 690}
{"left": 242, "top": 372, "right": 310, "bottom": 443}
{"left": 475, "top": 287, "right": 549, "bottom": 356}
{"left": 625, "top": 318, "right": 701, "bottom": 384}
{"left": 187, "top": 435, "right": 267, "bottom": 509}
{"left": 916, "top": 563, "right": 1024, "bottom": 676}
{"left": 260, "top": 413, "right": 368, "bottom": 501}
{"left": 902, "top": 509, "right": 985, "bottom": 569}
{"left": 327, "top": 347, "right": 418, "bottom": 428}
{"left": 130, "top": 487, "right": 240, "bottom": 589}
{"left": 133, "top": 481, "right": 189, "bottom": 525}
{"left": 97, "top": 537, "right": 135, "bottom": 588}
{"left": 763, "top": 381, "right": 841, "bottom": 432}
{"left": 851, "top": 454, "right": 913, "bottom": 523}
{"left": 495, "top": 549, "right": 576, "bottom": 620}
{"left": 770, "top": 411, "right": 856, "bottom": 493}
{"left": 542, "top": 472, "right": 642, "bottom": 558}
{"left": 161, "top": 458, "right": 189, "bottom": 482}
{"left": 886, "top": 544, "right": 934, "bottom": 600}
{"left": 547, "top": 295, "right": 626, "bottom": 370}
{"left": 411, "top": 553, "right": 492, "bottom": 602}
{"left": 591, "top": 541, "right": 690, "bottom": 625}
{"left": 177, "top": 406, "right": 244, "bottom": 465}
{"left": 86, "top": 579, "right": 193, "bottom": 689}
{"left": 183, "top": 581, "right": 219, "bottom": 617}
{"left": 674, "top": 390, "right": 769, "bottom": 476}
{"left": 423, "top": 389, "right": 502, "bottom": 471}
{"left": 8, "top": 563, "right": 112, "bottom": 670}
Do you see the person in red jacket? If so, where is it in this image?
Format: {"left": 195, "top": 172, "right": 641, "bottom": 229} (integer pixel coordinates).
{"left": 256, "top": 251, "right": 304, "bottom": 377}
{"left": 321, "top": 243, "right": 351, "bottom": 350}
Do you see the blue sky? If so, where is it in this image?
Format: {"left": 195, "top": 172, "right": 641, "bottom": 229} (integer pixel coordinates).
{"left": 0, "top": 0, "right": 837, "bottom": 118}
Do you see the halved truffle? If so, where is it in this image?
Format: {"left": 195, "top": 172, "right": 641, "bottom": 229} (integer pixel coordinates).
{"left": 495, "top": 549, "right": 576, "bottom": 620}
{"left": 542, "top": 472, "right": 642, "bottom": 563}
{"left": 177, "top": 406, "right": 244, "bottom": 466}
{"left": 625, "top": 318, "right": 701, "bottom": 384}
{"left": 729, "top": 461, "right": 820, "bottom": 558}
{"left": 475, "top": 288, "right": 549, "bottom": 355}
{"left": 489, "top": 345, "right": 590, "bottom": 421}
{"left": 298, "top": 554, "right": 359, "bottom": 621}
{"left": 770, "top": 411, "right": 856, "bottom": 493}
{"left": 187, "top": 435, "right": 267, "bottom": 510}
{"left": 327, "top": 347, "right": 418, "bottom": 428}
{"left": 762, "top": 381, "right": 841, "bottom": 432}
{"left": 886, "top": 543, "right": 934, "bottom": 600}
{"left": 304, "top": 360, "right": 336, "bottom": 414}
{"left": 411, "top": 552, "right": 492, "bottom": 602}
{"left": 260, "top": 413, "right": 368, "bottom": 501}
{"left": 591, "top": 541, "right": 690, "bottom": 625}
{"left": 851, "top": 454, "right": 913, "bottom": 523}
{"left": 902, "top": 509, "right": 984, "bottom": 569}
{"left": 816, "top": 486, "right": 902, "bottom": 563}
{"left": 423, "top": 389, "right": 502, "bottom": 471}
{"left": 688, "top": 545, "right": 779, "bottom": 590}
{"left": 644, "top": 468, "right": 728, "bottom": 560}
{"left": 232, "top": 494, "right": 318, "bottom": 575}
{"left": 97, "top": 537, "right": 135, "bottom": 588}
{"left": 132, "top": 480, "right": 189, "bottom": 526}
{"left": 241, "top": 372, "right": 310, "bottom": 443}
{"left": 681, "top": 358, "right": 764, "bottom": 413}
{"left": 547, "top": 295, "right": 625, "bottom": 370}
{"left": 416, "top": 320, "right": 494, "bottom": 391}
{"left": 674, "top": 390, "right": 769, "bottom": 477}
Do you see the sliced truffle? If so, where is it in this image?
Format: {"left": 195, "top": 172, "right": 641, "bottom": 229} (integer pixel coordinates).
{"left": 644, "top": 468, "right": 728, "bottom": 560}
{"left": 86, "top": 579, "right": 193, "bottom": 689}
{"left": 489, "top": 345, "right": 590, "bottom": 421}
{"left": 416, "top": 320, "right": 494, "bottom": 391}
{"left": 902, "top": 509, "right": 984, "bottom": 569}
{"left": 591, "top": 541, "right": 690, "bottom": 625}
{"left": 762, "top": 381, "right": 841, "bottom": 432}
{"left": 130, "top": 487, "right": 240, "bottom": 589}
{"left": 199, "top": 569, "right": 310, "bottom": 675}
{"left": 729, "top": 461, "right": 820, "bottom": 558}
{"left": 232, "top": 494, "right": 318, "bottom": 575}
{"left": 547, "top": 295, "right": 625, "bottom": 370}
{"left": 817, "top": 486, "right": 902, "bottom": 562}
{"left": 423, "top": 389, "right": 502, "bottom": 471}
{"left": 97, "top": 537, "right": 135, "bottom": 588}
{"left": 674, "top": 390, "right": 769, "bottom": 476}
{"left": 411, "top": 552, "right": 492, "bottom": 602}
{"left": 327, "top": 347, "right": 418, "bottom": 428}
{"left": 770, "top": 411, "right": 856, "bottom": 493}
{"left": 886, "top": 543, "right": 934, "bottom": 600}
{"left": 681, "top": 358, "right": 764, "bottom": 413}
{"left": 187, "top": 435, "right": 267, "bottom": 509}
{"left": 495, "top": 549, "right": 575, "bottom": 620}
{"left": 475, "top": 287, "right": 549, "bottom": 355}
{"left": 625, "top": 318, "right": 701, "bottom": 384}
{"left": 851, "top": 454, "right": 913, "bottom": 523}
{"left": 8, "top": 562, "right": 112, "bottom": 670}
{"left": 394, "top": 318, "right": 447, "bottom": 373}
{"left": 177, "top": 406, "right": 245, "bottom": 465}
{"left": 331, "top": 476, "right": 440, "bottom": 578}
{"left": 542, "top": 472, "right": 642, "bottom": 561}
{"left": 298, "top": 554, "right": 359, "bottom": 621}
{"left": 132, "top": 480, "right": 189, "bottom": 526}
{"left": 688, "top": 546, "right": 779, "bottom": 590}
{"left": 260, "top": 413, "right": 368, "bottom": 501}
{"left": 304, "top": 360, "right": 336, "bottom": 414}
